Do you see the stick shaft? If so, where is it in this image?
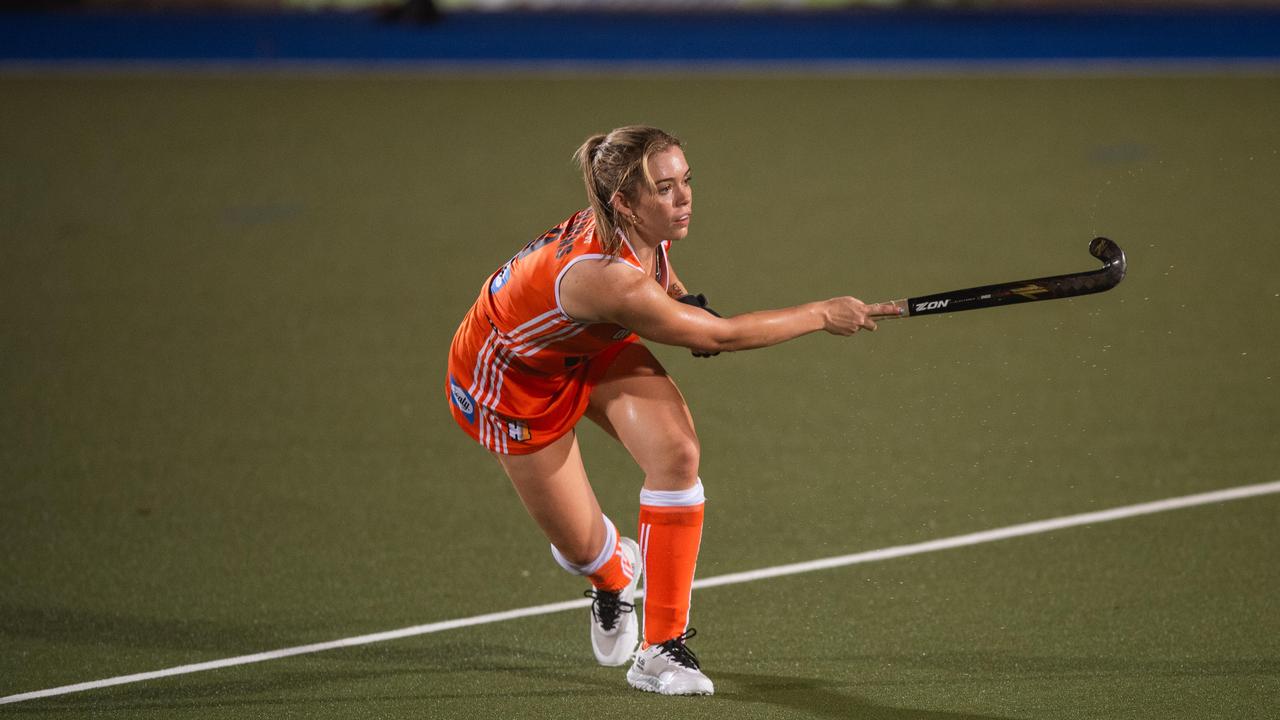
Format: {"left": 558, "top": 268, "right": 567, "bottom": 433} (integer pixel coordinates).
{"left": 878, "top": 238, "right": 1126, "bottom": 319}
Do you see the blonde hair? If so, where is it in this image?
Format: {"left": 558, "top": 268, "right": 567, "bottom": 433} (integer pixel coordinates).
{"left": 573, "top": 125, "right": 683, "bottom": 256}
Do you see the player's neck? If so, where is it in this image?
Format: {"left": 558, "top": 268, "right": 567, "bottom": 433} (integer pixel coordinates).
{"left": 624, "top": 229, "right": 662, "bottom": 266}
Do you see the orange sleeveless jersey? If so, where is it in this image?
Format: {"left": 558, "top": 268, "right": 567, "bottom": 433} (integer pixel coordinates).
{"left": 447, "top": 208, "right": 672, "bottom": 454}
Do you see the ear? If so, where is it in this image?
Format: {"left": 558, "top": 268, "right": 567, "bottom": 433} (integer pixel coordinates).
{"left": 610, "top": 190, "right": 635, "bottom": 219}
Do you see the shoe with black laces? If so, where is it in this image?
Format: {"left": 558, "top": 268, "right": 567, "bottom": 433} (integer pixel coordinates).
{"left": 626, "top": 628, "right": 714, "bottom": 695}
{"left": 585, "top": 537, "right": 642, "bottom": 666}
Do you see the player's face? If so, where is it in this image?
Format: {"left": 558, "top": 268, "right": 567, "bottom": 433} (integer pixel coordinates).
{"left": 633, "top": 146, "right": 693, "bottom": 244}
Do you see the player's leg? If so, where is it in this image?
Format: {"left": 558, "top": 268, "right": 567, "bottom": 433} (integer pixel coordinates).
{"left": 585, "top": 343, "right": 713, "bottom": 695}
{"left": 496, "top": 431, "right": 604, "bottom": 566}
{"left": 585, "top": 344, "right": 700, "bottom": 493}
{"left": 496, "top": 431, "right": 641, "bottom": 666}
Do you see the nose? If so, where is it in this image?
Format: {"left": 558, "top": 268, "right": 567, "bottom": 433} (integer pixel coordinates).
{"left": 675, "top": 183, "right": 691, "bottom": 207}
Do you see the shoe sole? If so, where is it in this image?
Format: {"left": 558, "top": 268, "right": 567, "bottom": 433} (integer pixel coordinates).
{"left": 626, "top": 667, "right": 715, "bottom": 696}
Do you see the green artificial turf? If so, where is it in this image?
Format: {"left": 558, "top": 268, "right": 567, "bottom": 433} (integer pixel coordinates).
{"left": 2, "top": 72, "right": 1277, "bottom": 719}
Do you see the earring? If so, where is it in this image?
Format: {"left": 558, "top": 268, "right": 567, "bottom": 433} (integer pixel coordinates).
{"left": 630, "top": 214, "right": 641, "bottom": 225}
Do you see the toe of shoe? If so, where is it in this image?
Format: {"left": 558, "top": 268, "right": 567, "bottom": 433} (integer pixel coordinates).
{"left": 595, "top": 645, "right": 634, "bottom": 667}
{"left": 593, "top": 622, "right": 639, "bottom": 666}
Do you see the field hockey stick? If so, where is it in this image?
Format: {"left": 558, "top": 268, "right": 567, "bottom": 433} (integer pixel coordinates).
{"left": 876, "top": 237, "right": 1127, "bottom": 319}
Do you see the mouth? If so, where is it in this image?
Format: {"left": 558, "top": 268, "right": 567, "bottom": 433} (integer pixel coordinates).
{"left": 674, "top": 213, "right": 691, "bottom": 226}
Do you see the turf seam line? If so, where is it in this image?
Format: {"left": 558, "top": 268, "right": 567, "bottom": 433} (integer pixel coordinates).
{"left": 3, "top": 479, "right": 1278, "bottom": 705}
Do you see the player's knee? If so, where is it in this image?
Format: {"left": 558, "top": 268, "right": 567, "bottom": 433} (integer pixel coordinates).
{"left": 658, "top": 435, "right": 700, "bottom": 488}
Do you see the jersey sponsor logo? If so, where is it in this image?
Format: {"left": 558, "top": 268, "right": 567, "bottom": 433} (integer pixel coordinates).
{"left": 612, "top": 328, "right": 631, "bottom": 340}
{"left": 449, "top": 375, "right": 476, "bottom": 423}
{"left": 490, "top": 265, "right": 511, "bottom": 294}
{"left": 914, "top": 299, "right": 950, "bottom": 312}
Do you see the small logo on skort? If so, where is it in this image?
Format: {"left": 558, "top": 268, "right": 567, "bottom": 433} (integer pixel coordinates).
{"left": 449, "top": 376, "right": 476, "bottom": 423}
{"left": 489, "top": 414, "right": 531, "bottom": 443}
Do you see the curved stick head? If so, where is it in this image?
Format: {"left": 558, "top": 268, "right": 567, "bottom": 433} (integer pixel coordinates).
{"left": 1089, "top": 236, "right": 1127, "bottom": 283}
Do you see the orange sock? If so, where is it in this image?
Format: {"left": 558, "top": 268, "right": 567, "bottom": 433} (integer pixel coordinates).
{"left": 587, "top": 532, "right": 635, "bottom": 593}
{"left": 638, "top": 481, "right": 705, "bottom": 646}
{"left": 550, "top": 514, "right": 634, "bottom": 592}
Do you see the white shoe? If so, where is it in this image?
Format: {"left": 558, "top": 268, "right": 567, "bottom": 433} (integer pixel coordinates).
{"left": 586, "top": 537, "right": 642, "bottom": 667}
{"left": 626, "top": 629, "right": 715, "bottom": 696}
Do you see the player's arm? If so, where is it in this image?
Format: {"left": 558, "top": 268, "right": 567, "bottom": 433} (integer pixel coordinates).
{"left": 561, "top": 259, "right": 896, "bottom": 354}
{"left": 662, "top": 257, "right": 724, "bottom": 356}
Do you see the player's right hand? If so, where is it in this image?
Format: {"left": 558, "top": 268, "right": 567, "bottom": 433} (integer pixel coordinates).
{"left": 820, "top": 297, "right": 899, "bottom": 335}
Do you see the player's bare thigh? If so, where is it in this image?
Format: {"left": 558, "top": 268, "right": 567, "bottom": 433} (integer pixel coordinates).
{"left": 585, "top": 343, "right": 700, "bottom": 491}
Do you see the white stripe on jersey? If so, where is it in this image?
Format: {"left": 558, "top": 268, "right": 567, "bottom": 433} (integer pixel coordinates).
{"left": 509, "top": 322, "right": 588, "bottom": 357}
{"left": 466, "top": 331, "right": 497, "bottom": 399}
{"left": 504, "top": 308, "right": 563, "bottom": 344}
{"left": 506, "top": 317, "right": 576, "bottom": 355}
{"left": 470, "top": 321, "right": 592, "bottom": 453}
{"left": 469, "top": 329, "right": 517, "bottom": 453}
{"left": 476, "top": 345, "right": 515, "bottom": 452}
{"left": 505, "top": 316, "right": 563, "bottom": 347}
{"left": 486, "top": 349, "right": 515, "bottom": 454}
{"left": 468, "top": 332, "right": 500, "bottom": 449}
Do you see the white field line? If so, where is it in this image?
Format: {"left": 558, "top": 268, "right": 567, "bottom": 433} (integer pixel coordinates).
{"left": 4, "top": 479, "right": 1278, "bottom": 705}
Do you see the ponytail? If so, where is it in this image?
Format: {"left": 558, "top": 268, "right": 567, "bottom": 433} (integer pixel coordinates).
{"left": 573, "top": 126, "right": 682, "bottom": 257}
{"left": 574, "top": 134, "right": 620, "bottom": 255}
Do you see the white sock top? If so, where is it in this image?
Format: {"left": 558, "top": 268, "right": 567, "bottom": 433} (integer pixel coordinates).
{"left": 550, "top": 513, "right": 617, "bottom": 576}
{"left": 639, "top": 478, "right": 705, "bottom": 508}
